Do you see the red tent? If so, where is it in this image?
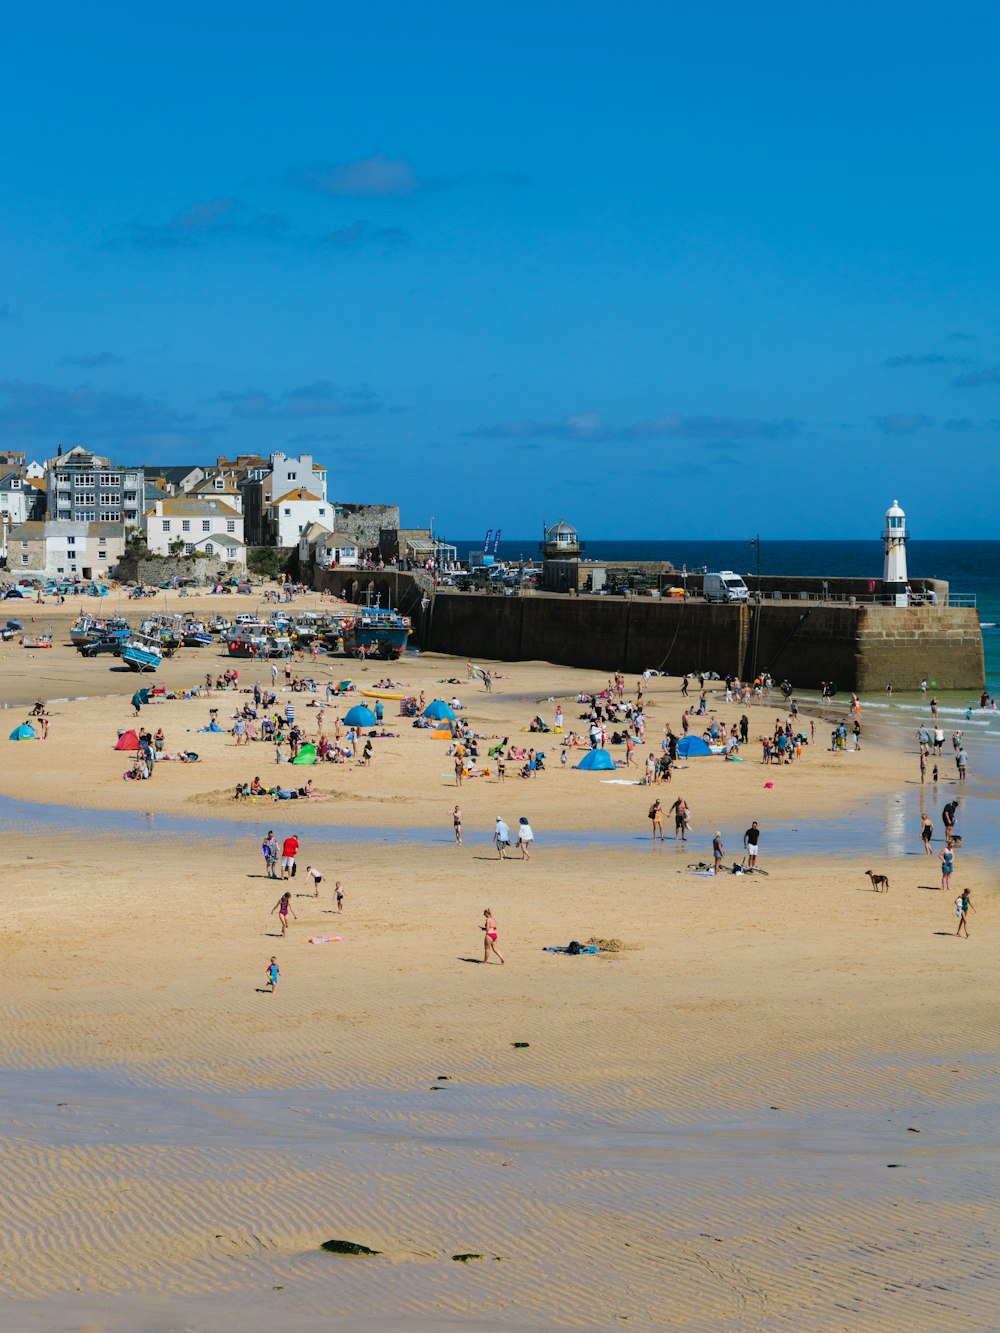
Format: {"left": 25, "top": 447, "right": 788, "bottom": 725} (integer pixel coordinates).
{"left": 114, "top": 730, "right": 141, "bottom": 751}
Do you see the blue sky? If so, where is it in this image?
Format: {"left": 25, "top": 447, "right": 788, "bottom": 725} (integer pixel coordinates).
{"left": 2, "top": 2, "right": 999, "bottom": 539}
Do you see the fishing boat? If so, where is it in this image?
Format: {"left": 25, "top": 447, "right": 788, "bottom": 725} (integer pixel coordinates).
{"left": 180, "top": 620, "right": 213, "bottom": 647}
{"left": 226, "top": 634, "right": 268, "bottom": 659}
{"left": 343, "top": 606, "right": 411, "bottom": 660}
{"left": 69, "top": 614, "right": 130, "bottom": 646}
{"left": 122, "top": 635, "right": 163, "bottom": 672}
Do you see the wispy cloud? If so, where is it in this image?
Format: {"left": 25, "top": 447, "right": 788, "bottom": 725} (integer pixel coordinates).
{"left": 884, "top": 353, "right": 972, "bottom": 368}
{"left": 106, "top": 198, "right": 290, "bottom": 251}
{"left": 874, "top": 413, "right": 933, "bottom": 435}
{"left": 948, "top": 331, "right": 977, "bottom": 342}
{"left": 289, "top": 151, "right": 528, "bottom": 199}
{"left": 943, "top": 418, "right": 974, "bottom": 432}
{"left": 0, "top": 378, "right": 212, "bottom": 449}
{"left": 314, "top": 220, "right": 410, "bottom": 251}
{"left": 0, "top": 304, "right": 16, "bottom": 320}
{"left": 218, "top": 381, "right": 381, "bottom": 421}
{"left": 466, "top": 412, "right": 801, "bottom": 443}
{"left": 952, "top": 366, "right": 1000, "bottom": 387}
{"left": 60, "top": 351, "right": 126, "bottom": 368}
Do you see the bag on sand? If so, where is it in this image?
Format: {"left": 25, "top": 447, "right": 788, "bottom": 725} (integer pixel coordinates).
{"left": 567, "top": 940, "right": 582, "bottom": 955}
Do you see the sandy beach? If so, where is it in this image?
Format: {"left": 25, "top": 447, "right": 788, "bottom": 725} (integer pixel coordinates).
{"left": 0, "top": 588, "right": 997, "bottom": 1331}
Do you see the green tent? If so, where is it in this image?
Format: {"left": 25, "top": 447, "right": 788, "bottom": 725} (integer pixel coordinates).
{"left": 291, "top": 743, "right": 317, "bottom": 765}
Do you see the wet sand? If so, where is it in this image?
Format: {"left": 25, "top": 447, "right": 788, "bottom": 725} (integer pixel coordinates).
{"left": 0, "top": 588, "right": 997, "bottom": 1330}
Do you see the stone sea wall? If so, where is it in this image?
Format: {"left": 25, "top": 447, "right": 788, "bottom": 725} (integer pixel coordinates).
{"left": 314, "top": 569, "right": 984, "bottom": 690}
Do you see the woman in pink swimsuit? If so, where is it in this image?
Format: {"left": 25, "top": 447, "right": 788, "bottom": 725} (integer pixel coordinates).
{"left": 481, "top": 909, "right": 504, "bottom": 965}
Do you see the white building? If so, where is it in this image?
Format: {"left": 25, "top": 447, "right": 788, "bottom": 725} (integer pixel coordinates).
{"left": 267, "top": 486, "right": 333, "bottom": 547}
{"left": 144, "top": 498, "right": 246, "bottom": 569}
{"left": 6, "top": 521, "right": 125, "bottom": 579}
{"left": 298, "top": 522, "right": 359, "bottom": 569}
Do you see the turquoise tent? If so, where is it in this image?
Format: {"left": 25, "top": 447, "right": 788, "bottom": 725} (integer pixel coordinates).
{"left": 677, "top": 735, "right": 713, "bottom": 757}
{"left": 576, "top": 748, "right": 615, "bottom": 770}
{"left": 344, "top": 704, "right": 376, "bottom": 726}
{"left": 9, "top": 723, "right": 35, "bottom": 740}
{"left": 424, "top": 699, "right": 456, "bottom": 721}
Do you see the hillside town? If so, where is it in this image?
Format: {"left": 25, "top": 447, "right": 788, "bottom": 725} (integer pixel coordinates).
{"left": 0, "top": 445, "right": 450, "bottom": 582}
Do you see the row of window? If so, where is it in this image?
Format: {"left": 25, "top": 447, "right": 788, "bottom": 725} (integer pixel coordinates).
{"left": 162, "top": 519, "right": 237, "bottom": 533}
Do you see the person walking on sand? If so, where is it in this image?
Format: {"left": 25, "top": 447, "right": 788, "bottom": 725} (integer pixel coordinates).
{"left": 281, "top": 833, "right": 299, "bottom": 880}
{"left": 335, "top": 880, "right": 344, "bottom": 913}
{"left": 648, "top": 798, "right": 664, "bottom": 842}
{"left": 265, "top": 956, "right": 280, "bottom": 991}
{"left": 261, "top": 830, "right": 278, "bottom": 879}
{"left": 481, "top": 908, "right": 504, "bottom": 964}
{"left": 454, "top": 755, "right": 464, "bottom": 787}
{"left": 494, "top": 816, "right": 511, "bottom": 860}
{"left": 940, "top": 845, "right": 955, "bottom": 892}
{"left": 712, "top": 830, "right": 725, "bottom": 875}
{"left": 271, "top": 891, "right": 297, "bottom": 936}
{"left": 453, "top": 804, "right": 462, "bottom": 845}
{"left": 921, "top": 813, "right": 934, "bottom": 855}
{"left": 955, "top": 888, "right": 975, "bottom": 938}
{"left": 516, "top": 816, "right": 534, "bottom": 860}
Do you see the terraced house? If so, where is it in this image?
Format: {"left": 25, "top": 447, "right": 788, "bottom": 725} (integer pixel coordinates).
{"left": 144, "top": 497, "right": 247, "bottom": 569}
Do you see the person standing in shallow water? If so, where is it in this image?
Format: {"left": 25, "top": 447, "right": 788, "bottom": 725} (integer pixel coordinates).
{"left": 453, "top": 804, "right": 462, "bottom": 845}
{"left": 481, "top": 909, "right": 504, "bottom": 964}
{"left": 920, "top": 813, "right": 934, "bottom": 854}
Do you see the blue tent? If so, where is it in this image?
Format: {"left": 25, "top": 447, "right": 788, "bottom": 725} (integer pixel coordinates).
{"left": 576, "top": 747, "right": 615, "bottom": 770}
{"left": 423, "top": 699, "right": 456, "bottom": 721}
{"left": 9, "top": 723, "right": 35, "bottom": 740}
{"left": 344, "top": 704, "right": 377, "bottom": 727}
{"left": 677, "top": 735, "right": 713, "bottom": 757}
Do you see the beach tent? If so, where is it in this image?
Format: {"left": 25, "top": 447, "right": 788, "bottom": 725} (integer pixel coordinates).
{"left": 576, "top": 748, "right": 615, "bottom": 771}
{"left": 9, "top": 723, "right": 35, "bottom": 740}
{"left": 431, "top": 728, "right": 453, "bottom": 740}
{"left": 114, "top": 729, "right": 141, "bottom": 751}
{"left": 423, "top": 700, "right": 456, "bottom": 721}
{"left": 291, "top": 744, "right": 317, "bottom": 765}
{"left": 344, "top": 704, "right": 377, "bottom": 727}
{"left": 677, "top": 735, "right": 713, "bottom": 758}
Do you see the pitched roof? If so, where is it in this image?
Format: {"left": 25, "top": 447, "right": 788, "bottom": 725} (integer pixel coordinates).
{"left": 192, "top": 533, "right": 246, "bottom": 549}
{"left": 7, "top": 520, "right": 124, "bottom": 540}
{"left": 144, "top": 498, "right": 241, "bottom": 519}
{"left": 272, "top": 488, "right": 324, "bottom": 505}
{"left": 300, "top": 521, "right": 333, "bottom": 543}
{"left": 190, "top": 475, "right": 240, "bottom": 494}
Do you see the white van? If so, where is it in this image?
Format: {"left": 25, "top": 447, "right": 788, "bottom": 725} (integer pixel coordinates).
{"left": 703, "top": 571, "right": 750, "bottom": 603}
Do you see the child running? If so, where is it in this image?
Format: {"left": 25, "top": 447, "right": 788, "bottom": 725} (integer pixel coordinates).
{"left": 265, "top": 956, "right": 280, "bottom": 991}
{"left": 271, "top": 891, "right": 297, "bottom": 936}
{"left": 335, "top": 880, "right": 344, "bottom": 913}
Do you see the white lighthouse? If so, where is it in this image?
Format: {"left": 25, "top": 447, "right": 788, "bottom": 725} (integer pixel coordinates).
{"left": 882, "top": 499, "right": 908, "bottom": 606}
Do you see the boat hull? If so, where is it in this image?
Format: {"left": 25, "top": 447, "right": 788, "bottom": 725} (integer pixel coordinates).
{"left": 122, "top": 645, "right": 161, "bottom": 672}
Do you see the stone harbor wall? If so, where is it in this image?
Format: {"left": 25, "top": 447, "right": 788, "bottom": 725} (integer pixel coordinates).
{"left": 111, "top": 555, "right": 240, "bottom": 585}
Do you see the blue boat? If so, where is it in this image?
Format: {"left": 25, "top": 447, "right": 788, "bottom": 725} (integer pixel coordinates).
{"left": 122, "top": 636, "right": 162, "bottom": 672}
{"left": 343, "top": 607, "right": 411, "bottom": 660}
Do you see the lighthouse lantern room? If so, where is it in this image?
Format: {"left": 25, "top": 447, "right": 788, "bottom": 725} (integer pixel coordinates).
{"left": 882, "top": 500, "right": 909, "bottom": 606}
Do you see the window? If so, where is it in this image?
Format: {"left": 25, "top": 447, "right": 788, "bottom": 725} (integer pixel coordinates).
{"left": 20, "top": 554, "right": 28, "bottom": 565}
{"left": 204, "top": 542, "right": 214, "bottom": 555}
{"left": 182, "top": 520, "right": 190, "bottom": 533}
{"left": 283, "top": 508, "right": 291, "bottom": 516}
{"left": 318, "top": 507, "right": 325, "bottom": 516}
{"left": 100, "top": 512, "right": 121, "bottom": 522}
{"left": 202, "top": 520, "right": 210, "bottom": 532}
{"left": 67, "top": 536, "right": 75, "bottom": 546}
{"left": 98, "top": 536, "right": 107, "bottom": 546}
{"left": 20, "top": 540, "right": 27, "bottom": 549}
{"left": 288, "top": 471, "right": 297, "bottom": 481}
{"left": 100, "top": 492, "right": 118, "bottom": 505}
{"left": 226, "top": 520, "right": 235, "bottom": 533}
{"left": 11, "top": 479, "right": 20, "bottom": 489}
{"left": 99, "top": 473, "right": 116, "bottom": 486}
{"left": 184, "top": 543, "right": 193, "bottom": 555}
{"left": 162, "top": 520, "right": 171, "bottom": 533}
{"left": 214, "top": 478, "right": 224, "bottom": 490}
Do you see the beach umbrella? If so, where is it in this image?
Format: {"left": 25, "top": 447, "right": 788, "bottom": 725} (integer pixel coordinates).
{"left": 677, "top": 735, "right": 713, "bottom": 758}
{"left": 423, "top": 699, "right": 456, "bottom": 721}
{"left": 291, "top": 743, "right": 317, "bottom": 765}
{"left": 576, "top": 748, "right": 615, "bottom": 771}
{"left": 114, "top": 729, "right": 140, "bottom": 751}
{"left": 9, "top": 723, "right": 35, "bottom": 740}
{"left": 344, "top": 704, "right": 377, "bottom": 727}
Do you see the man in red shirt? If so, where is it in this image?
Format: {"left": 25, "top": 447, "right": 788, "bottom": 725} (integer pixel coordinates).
{"left": 281, "top": 834, "right": 299, "bottom": 880}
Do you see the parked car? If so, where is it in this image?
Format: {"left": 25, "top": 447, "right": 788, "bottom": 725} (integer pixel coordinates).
{"left": 78, "top": 637, "right": 124, "bottom": 658}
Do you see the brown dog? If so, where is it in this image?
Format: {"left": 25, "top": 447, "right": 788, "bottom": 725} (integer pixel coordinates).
{"left": 866, "top": 869, "right": 889, "bottom": 893}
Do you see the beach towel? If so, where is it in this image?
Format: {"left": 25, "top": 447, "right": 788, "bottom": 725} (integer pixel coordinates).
{"left": 308, "top": 935, "right": 344, "bottom": 944}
